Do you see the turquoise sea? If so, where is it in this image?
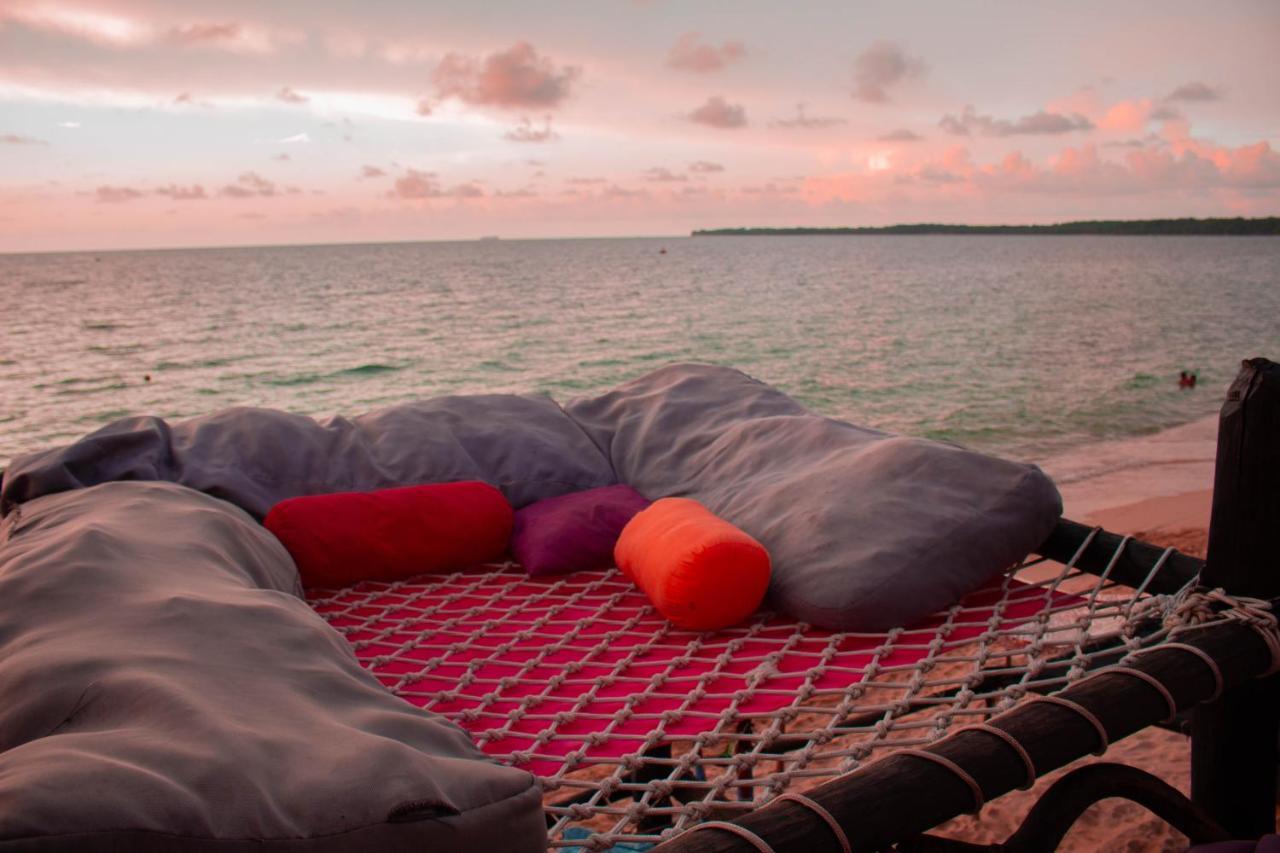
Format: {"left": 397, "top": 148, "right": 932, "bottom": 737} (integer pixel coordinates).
{"left": 1, "top": 235, "right": 1278, "bottom": 469}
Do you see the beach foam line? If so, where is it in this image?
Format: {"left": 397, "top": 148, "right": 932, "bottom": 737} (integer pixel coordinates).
{"left": 1035, "top": 414, "right": 1217, "bottom": 520}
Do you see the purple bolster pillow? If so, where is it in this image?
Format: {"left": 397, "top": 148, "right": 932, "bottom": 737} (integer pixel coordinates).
{"left": 511, "top": 484, "right": 651, "bottom": 576}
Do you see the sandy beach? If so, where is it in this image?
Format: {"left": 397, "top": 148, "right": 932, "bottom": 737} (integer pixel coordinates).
{"left": 1046, "top": 413, "right": 1219, "bottom": 561}
{"left": 938, "top": 414, "right": 1275, "bottom": 850}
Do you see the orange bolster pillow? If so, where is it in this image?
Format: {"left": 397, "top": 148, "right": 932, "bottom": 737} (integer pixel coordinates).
{"left": 614, "top": 497, "right": 771, "bottom": 631}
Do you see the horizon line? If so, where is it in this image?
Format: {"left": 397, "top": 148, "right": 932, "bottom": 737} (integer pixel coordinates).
{"left": 5, "top": 215, "right": 1277, "bottom": 256}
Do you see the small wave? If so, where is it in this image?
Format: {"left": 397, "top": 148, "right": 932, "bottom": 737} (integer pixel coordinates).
{"left": 26, "top": 277, "right": 87, "bottom": 289}
{"left": 632, "top": 350, "right": 685, "bottom": 363}
{"left": 87, "top": 344, "right": 147, "bottom": 356}
{"left": 50, "top": 376, "right": 111, "bottom": 387}
{"left": 334, "top": 363, "right": 402, "bottom": 377}
{"left": 161, "top": 356, "right": 245, "bottom": 372}
{"left": 1124, "top": 372, "right": 1160, "bottom": 390}
{"left": 80, "top": 320, "right": 125, "bottom": 331}
{"left": 922, "top": 425, "right": 1002, "bottom": 447}
{"left": 542, "top": 377, "right": 595, "bottom": 392}
{"left": 578, "top": 357, "right": 627, "bottom": 369}
{"left": 74, "top": 408, "right": 133, "bottom": 425}
{"left": 477, "top": 359, "right": 519, "bottom": 372}
{"left": 54, "top": 382, "right": 129, "bottom": 396}
{"left": 265, "top": 372, "right": 322, "bottom": 387}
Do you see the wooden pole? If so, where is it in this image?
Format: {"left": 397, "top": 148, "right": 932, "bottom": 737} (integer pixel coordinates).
{"left": 1203, "top": 357, "right": 1280, "bottom": 599}
{"left": 1192, "top": 356, "right": 1280, "bottom": 839}
{"left": 1191, "top": 677, "right": 1279, "bottom": 839}
{"left": 1037, "top": 518, "right": 1201, "bottom": 594}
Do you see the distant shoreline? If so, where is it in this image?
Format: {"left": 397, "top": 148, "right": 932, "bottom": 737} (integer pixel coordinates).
{"left": 692, "top": 216, "right": 1280, "bottom": 237}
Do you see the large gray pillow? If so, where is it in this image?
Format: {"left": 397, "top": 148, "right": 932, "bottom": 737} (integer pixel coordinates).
{"left": 1, "top": 394, "right": 616, "bottom": 518}
{"left": 565, "top": 363, "right": 1062, "bottom": 631}
{"left": 0, "top": 481, "right": 545, "bottom": 852}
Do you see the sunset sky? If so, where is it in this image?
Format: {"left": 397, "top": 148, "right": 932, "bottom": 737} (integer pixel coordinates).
{"left": 1, "top": 0, "right": 1278, "bottom": 252}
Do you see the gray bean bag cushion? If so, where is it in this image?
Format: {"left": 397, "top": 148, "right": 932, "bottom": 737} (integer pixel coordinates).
{"left": 0, "top": 394, "right": 615, "bottom": 519}
{"left": 564, "top": 363, "right": 1063, "bottom": 631}
{"left": 0, "top": 481, "right": 544, "bottom": 852}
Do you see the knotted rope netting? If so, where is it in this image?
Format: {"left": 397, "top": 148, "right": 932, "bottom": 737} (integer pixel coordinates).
{"left": 306, "top": 528, "right": 1279, "bottom": 851}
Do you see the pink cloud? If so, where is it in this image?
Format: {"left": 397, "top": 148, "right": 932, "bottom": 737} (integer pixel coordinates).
{"left": 997, "top": 151, "right": 1036, "bottom": 181}
{"left": 2, "top": 133, "right": 47, "bottom": 145}
{"left": 1221, "top": 141, "right": 1280, "bottom": 187}
{"left": 4, "top": 5, "right": 149, "bottom": 47}
{"left": 1167, "top": 82, "right": 1223, "bottom": 102}
{"left": 388, "top": 169, "right": 485, "bottom": 199}
{"left": 360, "top": 165, "right": 386, "bottom": 179}
{"left": 1164, "top": 136, "right": 1280, "bottom": 188}
{"left": 687, "top": 95, "right": 747, "bottom": 128}
{"left": 276, "top": 86, "right": 308, "bottom": 104}
{"left": 168, "top": 22, "right": 241, "bottom": 45}
{"left": 770, "top": 103, "right": 845, "bottom": 129}
{"left": 852, "top": 41, "right": 925, "bottom": 103}
{"left": 879, "top": 128, "right": 922, "bottom": 142}
{"left": 643, "top": 167, "right": 687, "bottom": 182}
{"left": 4, "top": 6, "right": 284, "bottom": 55}
{"left": 95, "top": 185, "right": 145, "bottom": 203}
{"left": 433, "top": 42, "right": 579, "bottom": 110}
{"left": 689, "top": 161, "right": 724, "bottom": 173}
{"left": 739, "top": 182, "right": 800, "bottom": 196}
{"left": 450, "top": 182, "right": 484, "bottom": 198}
{"left": 154, "top": 184, "right": 207, "bottom": 200}
{"left": 797, "top": 130, "right": 1280, "bottom": 210}
{"left": 503, "top": 116, "right": 558, "bottom": 143}
{"left": 602, "top": 184, "right": 648, "bottom": 200}
{"left": 1097, "top": 99, "right": 1155, "bottom": 133}
{"left": 221, "top": 172, "right": 278, "bottom": 198}
{"left": 939, "top": 105, "right": 1093, "bottom": 136}
{"left": 666, "top": 33, "right": 746, "bottom": 73}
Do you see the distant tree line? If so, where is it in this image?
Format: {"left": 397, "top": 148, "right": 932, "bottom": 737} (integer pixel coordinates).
{"left": 692, "top": 217, "right": 1280, "bottom": 237}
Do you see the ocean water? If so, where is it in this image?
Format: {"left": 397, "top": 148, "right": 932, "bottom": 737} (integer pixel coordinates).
{"left": 1, "top": 235, "right": 1277, "bottom": 469}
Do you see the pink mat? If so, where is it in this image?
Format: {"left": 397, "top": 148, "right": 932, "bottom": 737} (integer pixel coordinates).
{"left": 307, "top": 566, "right": 1076, "bottom": 776}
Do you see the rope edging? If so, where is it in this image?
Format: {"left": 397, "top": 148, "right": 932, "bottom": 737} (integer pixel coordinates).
{"left": 895, "top": 749, "right": 986, "bottom": 814}
{"left": 683, "top": 821, "right": 776, "bottom": 852}
{"left": 950, "top": 723, "right": 1038, "bottom": 790}
{"left": 772, "top": 792, "right": 851, "bottom": 853}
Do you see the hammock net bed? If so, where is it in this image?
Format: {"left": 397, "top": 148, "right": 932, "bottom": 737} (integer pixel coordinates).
{"left": 3, "top": 360, "right": 1277, "bottom": 853}
{"left": 306, "top": 523, "right": 1280, "bottom": 851}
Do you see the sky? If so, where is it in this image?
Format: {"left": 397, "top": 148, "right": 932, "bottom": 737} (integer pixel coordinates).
{"left": 1, "top": 0, "right": 1278, "bottom": 252}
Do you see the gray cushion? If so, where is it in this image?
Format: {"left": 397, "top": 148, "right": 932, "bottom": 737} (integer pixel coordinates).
{"left": 0, "top": 394, "right": 616, "bottom": 519}
{"left": 0, "top": 482, "right": 544, "bottom": 852}
{"left": 565, "top": 363, "right": 1062, "bottom": 631}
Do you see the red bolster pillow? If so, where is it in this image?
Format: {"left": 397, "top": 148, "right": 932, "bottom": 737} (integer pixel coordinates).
{"left": 614, "top": 497, "right": 771, "bottom": 631}
{"left": 264, "top": 481, "right": 513, "bottom": 588}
